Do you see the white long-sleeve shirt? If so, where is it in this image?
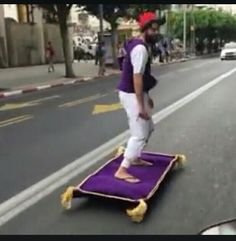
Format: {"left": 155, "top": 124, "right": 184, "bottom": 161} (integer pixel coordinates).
{"left": 130, "top": 44, "right": 149, "bottom": 74}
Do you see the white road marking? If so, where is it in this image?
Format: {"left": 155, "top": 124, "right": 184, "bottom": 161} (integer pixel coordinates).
{"left": 177, "top": 60, "right": 218, "bottom": 73}
{"left": 0, "top": 95, "right": 60, "bottom": 111}
{"left": 29, "top": 95, "right": 60, "bottom": 104}
{"left": 63, "top": 80, "right": 76, "bottom": 85}
{"left": 0, "top": 115, "right": 33, "bottom": 128}
{"left": 178, "top": 67, "right": 190, "bottom": 72}
{"left": 0, "top": 67, "right": 236, "bottom": 226}
{"left": 152, "top": 67, "right": 236, "bottom": 123}
{"left": 59, "top": 94, "right": 108, "bottom": 108}
{"left": 4, "top": 90, "right": 22, "bottom": 97}
{"left": 159, "top": 60, "right": 217, "bottom": 77}
{"left": 37, "top": 85, "right": 51, "bottom": 90}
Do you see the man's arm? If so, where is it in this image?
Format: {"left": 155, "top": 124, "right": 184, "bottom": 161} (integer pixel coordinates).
{"left": 133, "top": 73, "right": 144, "bottom": 112}
{"left": 130, "top": 45, "right": 149, "bottom": 118}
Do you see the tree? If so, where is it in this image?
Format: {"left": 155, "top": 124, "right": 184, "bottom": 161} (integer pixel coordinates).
{"left": 169, "top": 8, "right": 236, "bottom": 54}
{"left": 81, "top": 4, "right": 168, "bottom": 68}
{"left": 81, "top": 4, "right": 129, "bottom": 68}
{"left": 38, "top": 4, "right": 75, "bottom": 77}
{"left": 127, "top": 4, "right": 170, "bottom": 20}
{"left": 217, "top": 11, "right": 236, "bottom": 43}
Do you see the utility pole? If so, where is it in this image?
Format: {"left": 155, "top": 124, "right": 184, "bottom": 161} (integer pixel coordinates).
{"left": 99, "top": 4, "right": 104, "bottom": 44}
{"left": 183, "top": 4, "right": 187, "bottom": 57}
{"left": 166, "top": 9, "right": 169, "bottom": 37}
{"left": 190, "top": 4, "right": 193, "bottom": 55}
{"left": 0, "top": 5, "right": 8, "bottom": 67}
{"left": 191, "top": 4, "right": 196, "bottom": 56}
{"left": 98, "top": 4, "right": 105, "bottom": 76}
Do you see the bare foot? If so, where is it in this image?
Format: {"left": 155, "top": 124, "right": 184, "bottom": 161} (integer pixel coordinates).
{"left": 115, "top": 168, "right": 140, "bottom": 183}
{"left": 132, "top": 159, "right": 153, "bottom": 166}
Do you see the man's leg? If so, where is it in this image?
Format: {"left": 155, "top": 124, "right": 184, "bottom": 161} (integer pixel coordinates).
{"left": 115, "top": 92, "right": 151, "bottom": 183}
{"left": 51, "top": 59, "right": 55, "bottom": 72}
{"left": 101, "top": 57, "right": 105, "bottom": 75}
{"left": 132, "top": 104, "right": 155, "bottom": 163}
{"left": 115, "top": 125, "right": 149, "bottom": 183}
{"left": 48, "top": 59, "right": 52, "bottom": 73}
{"left": 49, "top": 58, "right": 55, "bottom": 72}
{"left": 125, "top": 125, "right": 152, "bottom": 167}
{"left": 47, "top": 59, "right": 51, "bottom": 73}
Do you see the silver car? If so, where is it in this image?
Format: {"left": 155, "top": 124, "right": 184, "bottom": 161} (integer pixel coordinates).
{"left": 220, "top": 42, "right": 236, "bottom": 60}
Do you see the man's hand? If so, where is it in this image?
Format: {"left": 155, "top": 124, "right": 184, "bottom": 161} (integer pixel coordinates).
{"left": 148, "top": 97, "right": 154, "bottom": 109}
{"left": 133, "top": 73, "right": 148, "bottom": 120}
{"left": 138, "top": 107, "right": 150, "bottom": 120}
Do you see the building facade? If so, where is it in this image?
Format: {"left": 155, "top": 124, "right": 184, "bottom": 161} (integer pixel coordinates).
{"left": 3, "top": 4, "right": 18, "bottom": 21}
{"left": 70, "top": 5, "right": 110, "bottom": 35}
{"left": 0, "top": 5, "right": 8, "bottom": 67}
{"left": 0, "top": 4, "right": 68, "bottom": 67}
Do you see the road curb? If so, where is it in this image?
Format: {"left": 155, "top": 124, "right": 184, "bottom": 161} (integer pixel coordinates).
{"left": 0, "top": 56, "right": 202, "bottom": 100}
{"left": 0, "top": 78, "right": 89, "bottom": 99}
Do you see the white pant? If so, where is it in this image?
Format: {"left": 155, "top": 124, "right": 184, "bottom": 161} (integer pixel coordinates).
{"left": 119, "top": 91, "right": 155, "bottom": 169}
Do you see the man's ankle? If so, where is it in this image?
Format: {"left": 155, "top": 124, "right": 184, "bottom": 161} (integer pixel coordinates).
{"left": 116, "top": 166, "right": 128, "bottom": 174}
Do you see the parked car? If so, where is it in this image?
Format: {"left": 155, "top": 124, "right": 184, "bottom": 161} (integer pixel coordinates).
{"left": 220, "top": 42, "right": 236, "bottom": 60}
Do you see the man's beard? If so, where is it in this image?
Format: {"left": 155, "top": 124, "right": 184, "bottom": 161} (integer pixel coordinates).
{"left": 145, "top": 34, "right": 158, "bottom": 45}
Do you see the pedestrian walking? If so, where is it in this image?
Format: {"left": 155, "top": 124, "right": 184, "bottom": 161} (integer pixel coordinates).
{"left": 45, "top": 41, "right": 55, "bottom": 73}
{"left": 163, "top": 37, "right": 170, "bottom": 63}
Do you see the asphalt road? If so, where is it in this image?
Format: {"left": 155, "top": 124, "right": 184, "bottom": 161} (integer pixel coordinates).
{"left": 0, "top": 56, "right": 236, "bottom": 234}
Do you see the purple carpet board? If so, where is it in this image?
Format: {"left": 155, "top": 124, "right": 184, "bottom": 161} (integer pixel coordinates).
{"left": 77, "top": 152, "right": 177, "bottom": 202}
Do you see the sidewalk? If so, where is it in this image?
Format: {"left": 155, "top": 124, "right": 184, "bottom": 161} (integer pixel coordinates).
{"left": 0, "top": 60, "right": 120, "bottom": 90}
{"left": 0, "top": 55, "right": 201, "bottom": 99}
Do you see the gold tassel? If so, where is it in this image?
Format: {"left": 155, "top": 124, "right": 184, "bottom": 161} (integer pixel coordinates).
{"left": 61, "top": 186, "right": 75, "bottom": 210}
{"left": 115, "top": 146, "right": 125, "bottom": 158}
{"left": 176, "top": 154, "right": 187, "bottom": 168}
{"left": 126, "top": 199, "right": 148, "bottom": 223}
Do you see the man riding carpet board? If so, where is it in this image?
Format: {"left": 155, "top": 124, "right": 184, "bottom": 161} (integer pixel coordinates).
{"left": 115, "top": 12, "right": 165, "bottom": 184}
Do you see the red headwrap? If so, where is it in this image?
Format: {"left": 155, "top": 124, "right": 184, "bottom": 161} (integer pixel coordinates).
{"left": 138, "top": 11, "right": 158, "bottom": 29}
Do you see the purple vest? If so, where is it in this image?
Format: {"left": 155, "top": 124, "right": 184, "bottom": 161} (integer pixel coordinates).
{"left": 118, "top": 38, "right": 157, "bottom": 93}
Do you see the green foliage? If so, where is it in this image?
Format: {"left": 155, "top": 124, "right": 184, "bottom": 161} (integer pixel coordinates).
{"left": 80, "top": 4, "right": 170, "bottom": 27}
{"left": 169, "top": 8, "right": 236, "bottom": 42}
{"left": 127, "top": 4, "right": 170, "bottom": 20}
